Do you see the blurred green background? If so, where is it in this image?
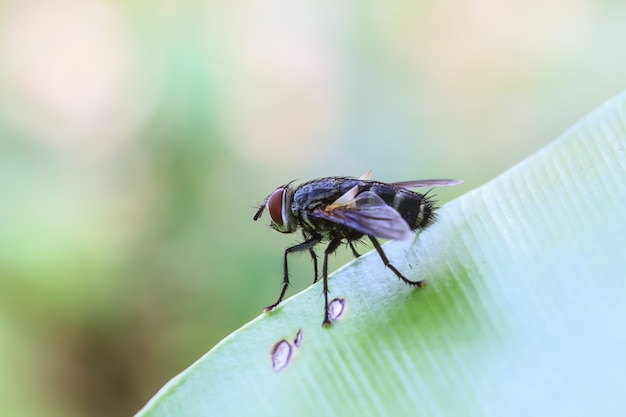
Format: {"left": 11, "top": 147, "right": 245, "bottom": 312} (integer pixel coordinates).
{"left": 0, "top": 0, "right": 625, "bottom": 416}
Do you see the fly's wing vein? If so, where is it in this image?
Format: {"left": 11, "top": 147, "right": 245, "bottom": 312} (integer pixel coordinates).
{"left": 392, "top": 179, "right": 463, "bottom": 188}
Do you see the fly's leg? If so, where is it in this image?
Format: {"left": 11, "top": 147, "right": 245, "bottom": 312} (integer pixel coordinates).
{"left": 305, "top": 231, "right": 319, "bottom": 283}
{"left": 264, "top": 237, "right": 321, "bottom": 313}
{"left": 322, "top": 239, "right": 342, "bottom": 327}
{"left": 349, "top": 241, "right": 361, "bottom": 258}
{"left": 309, "top": 247, "right": 319, "bottom": 283}
{"left": 368, "top": 236, "right": 426, "bottom": 287}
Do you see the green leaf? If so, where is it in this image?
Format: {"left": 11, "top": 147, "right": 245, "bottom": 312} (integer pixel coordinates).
{"left": 137, "top": 92, "right": 626, "bottom": 417}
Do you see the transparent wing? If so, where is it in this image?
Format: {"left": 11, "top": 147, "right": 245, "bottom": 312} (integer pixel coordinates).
{"left": 392, "top": 179, "right": 463, "bottom": 188}
{"left": 313, "top": 191, "right": 413, "bottom": 241}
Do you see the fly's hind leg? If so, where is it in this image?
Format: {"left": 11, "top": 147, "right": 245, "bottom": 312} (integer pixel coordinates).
{"left": 368, "top": 236, "right": 426, "bottom": 288}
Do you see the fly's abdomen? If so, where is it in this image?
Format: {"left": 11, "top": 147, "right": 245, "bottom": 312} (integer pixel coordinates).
{"left": 397, "top": 190, "right": 435, "bottom": 230}
{"left": 371, "top": 184, "right": 435, "bottom": 231}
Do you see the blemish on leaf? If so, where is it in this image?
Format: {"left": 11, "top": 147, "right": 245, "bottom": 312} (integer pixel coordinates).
{"left": 294, "top": 329, "right": 303, "bottom": 348}
{"left": 271, "top": 339, "right": 293, "bottom": 372}
{"left": 327, "top": 298, "right": 346, "bottom": 321}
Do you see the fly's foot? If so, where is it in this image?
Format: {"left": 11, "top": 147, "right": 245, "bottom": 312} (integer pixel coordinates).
{"left": 406, "top": 279, "right": 427, "bottom": 288}
{"left": 263, "top": 304, "right": 279, "bottom": 313}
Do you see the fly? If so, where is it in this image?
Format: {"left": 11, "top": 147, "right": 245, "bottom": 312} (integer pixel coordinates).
{"left": 253, "top": 171, "right": 462, "bottom": 327}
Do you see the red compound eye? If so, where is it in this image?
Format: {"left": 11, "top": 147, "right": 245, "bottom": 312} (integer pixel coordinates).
{"left": 267, "top": 188, "right": 285, "bottom": 226}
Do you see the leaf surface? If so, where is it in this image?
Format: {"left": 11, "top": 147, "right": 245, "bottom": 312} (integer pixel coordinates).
{"left": 137, "top": 92, "right": 626, "bottom": 417}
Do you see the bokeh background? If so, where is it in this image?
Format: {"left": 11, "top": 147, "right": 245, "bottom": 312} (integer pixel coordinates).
{"left": 1, "top": 0, "right": 625, "bottom": 415}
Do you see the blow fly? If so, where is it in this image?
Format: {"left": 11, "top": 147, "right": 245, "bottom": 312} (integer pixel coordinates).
{"left": 253, "top": 171, "right": 462, "bottom": 327}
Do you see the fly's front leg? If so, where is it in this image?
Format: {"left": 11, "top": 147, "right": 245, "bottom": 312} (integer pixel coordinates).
{"left": 369, "top": 236, "right": 426, "bottom": 287}
{"left": 264, "top": 237, "right": 320, "bottom": 313}
{"left": 322, "top": 239, "right": 342, "bottom": 327}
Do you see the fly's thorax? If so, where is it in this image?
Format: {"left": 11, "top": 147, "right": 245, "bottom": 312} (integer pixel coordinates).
{"left": 266, "top": 186, "right": 298, "bottom": 233}
{"left": 297, "top": 210, "right": 364, "bottom": 240}
{"left": 293, "top": 177, "right": 361, "bottom": 206}
{"left": 291, "top": 177, "right": 363, "bottom": 239}
{"left": 290, "top": 195, "right": 327, "bottom": 237}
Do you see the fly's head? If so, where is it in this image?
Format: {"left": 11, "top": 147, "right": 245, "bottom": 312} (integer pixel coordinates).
{"left": 254, "top": 185, "right": 298, "bottom": 233}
